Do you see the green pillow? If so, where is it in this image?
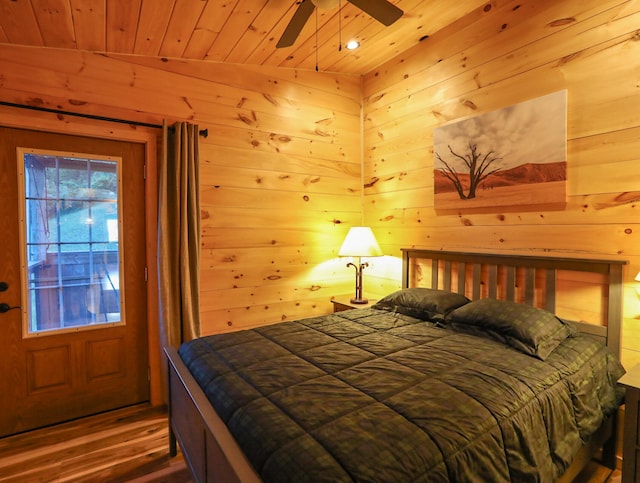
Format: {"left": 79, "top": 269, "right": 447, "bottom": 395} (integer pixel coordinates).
{"left": 373, "top": 288, "right": 470, "bottom": 321}
{"left": 445, "top": 298, "right": 574, "bottom": 360}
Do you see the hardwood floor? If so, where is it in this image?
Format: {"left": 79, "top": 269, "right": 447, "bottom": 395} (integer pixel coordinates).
{"left": 0, "top": 404, "right": 191, "bottom": 482}
{"left": 0, "top": 403, "right": 623, "bottom": 482}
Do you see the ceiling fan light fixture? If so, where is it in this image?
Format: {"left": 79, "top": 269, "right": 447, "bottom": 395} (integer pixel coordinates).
{"left": 277, "top": 0, "right": 403, "bottom": 49}
{"left": 345, "top": 40, "right": 360, "bottom": 50}
{"left": 311, "top": 0, "right": 340, "bottom": 9}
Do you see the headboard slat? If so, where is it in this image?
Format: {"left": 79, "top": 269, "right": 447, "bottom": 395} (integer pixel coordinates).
{"left": 431, "top": 259, "right": 438, "bottom": 289}
{"left": 524, "top": 268, "right": 535, "bottom": 305}
{"left": 443, "top": 261, "right": 452, "bottom": 292}
{"left": 471, "top": 264, "right": 482, "bottom": 300}
{"left": 505, "top": 266, "right": 516, "bottom": 302}
{"left": 488, "top": 265, "right": 498, "bottom": 299}
{"left": 458, "top": 262, "right": 466, "bottom": 294}
{"left": 545, "top": 270, "right": 556, "bottom": 313}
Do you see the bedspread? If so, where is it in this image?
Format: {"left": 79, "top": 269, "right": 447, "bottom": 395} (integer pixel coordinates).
{"left": 178, "top": 308, "right": 624, "bottom": 482}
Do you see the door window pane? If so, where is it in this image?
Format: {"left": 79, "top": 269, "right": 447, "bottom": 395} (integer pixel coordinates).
{"left": 18, "top": 149, "right": 124, "bottom": 335}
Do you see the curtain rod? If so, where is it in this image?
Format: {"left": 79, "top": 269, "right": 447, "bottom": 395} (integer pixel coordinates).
{"left": 0, "top": 101, "right": 208, "bottom": 138}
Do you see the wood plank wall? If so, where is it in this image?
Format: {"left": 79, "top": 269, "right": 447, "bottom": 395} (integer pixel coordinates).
{"left": 361, "top": 0, "right": 640, "bottom": 369}
{"left": 0, "top": 45, "right": 362, "bottom": 403}
{"left": 0, "top": 0, "right": 639, "bottom": 373}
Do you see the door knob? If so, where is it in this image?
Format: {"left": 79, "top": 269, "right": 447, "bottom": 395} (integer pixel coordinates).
{"left": 0, "top": 303, "right": 19, "bottom": 313}
{"left": 0, "top": 282, "right": 7, "bottom": 292}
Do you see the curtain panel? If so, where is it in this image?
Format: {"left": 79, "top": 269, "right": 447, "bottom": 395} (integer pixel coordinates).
{"left": 158, "top": 120, "right": 201, "bottom": 349}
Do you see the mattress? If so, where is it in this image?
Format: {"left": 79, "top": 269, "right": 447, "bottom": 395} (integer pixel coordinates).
{"left": 178, "top": 295, "right": 624, "bottom": 482}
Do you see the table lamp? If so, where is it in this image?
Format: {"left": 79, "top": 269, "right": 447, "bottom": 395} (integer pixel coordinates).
{"left": 338, "top": 226, "right": 383, "bottom": 304}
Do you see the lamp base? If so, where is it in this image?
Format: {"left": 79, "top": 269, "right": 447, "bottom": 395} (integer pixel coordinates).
{"left": 350, "top": 298, "right": 369, "bottom": 304}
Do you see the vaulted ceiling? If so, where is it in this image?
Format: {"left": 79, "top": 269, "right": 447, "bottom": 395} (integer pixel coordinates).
{"left": 0, "top": 0, "right": 489, "bottom": 75}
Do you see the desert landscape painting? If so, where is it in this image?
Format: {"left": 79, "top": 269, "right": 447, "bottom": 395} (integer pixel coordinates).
{"left": 433, "top": 90, "right": 567, "bottom": 211}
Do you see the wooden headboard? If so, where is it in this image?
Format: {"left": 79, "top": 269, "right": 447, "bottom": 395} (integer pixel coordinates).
{"left": 401, "top": 249, "right": 626, "bottom": 357}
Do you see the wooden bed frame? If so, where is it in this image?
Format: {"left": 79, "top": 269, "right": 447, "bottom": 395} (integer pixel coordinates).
{"left": 166, "top": 249, "right": 627, "bottom": 482}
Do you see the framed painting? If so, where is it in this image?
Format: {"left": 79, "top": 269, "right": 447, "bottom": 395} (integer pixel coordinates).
{"left": 433, "top": 90, "right": 567, "bottom": 211}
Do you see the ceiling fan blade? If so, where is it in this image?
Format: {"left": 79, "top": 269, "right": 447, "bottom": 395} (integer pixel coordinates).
{"left": 347, "top": 0, "right": 403, "bottom": 26}
{"left": 277, "top": 0, "right": 316, "bottom": 48}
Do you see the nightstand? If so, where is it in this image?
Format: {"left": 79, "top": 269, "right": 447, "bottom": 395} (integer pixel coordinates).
{"left": 331, "top": 296, "right": 378, "bottom": 312}
{"left": 620, "top": 364, "right": 640, "bottom": 482}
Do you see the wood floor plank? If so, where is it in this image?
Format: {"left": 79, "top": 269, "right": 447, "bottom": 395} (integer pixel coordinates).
{"left": 0, "top": 402, "right": 621, "bottom": 482}
{"left": 0, "top": 404, "right": 191, "bottom": 483}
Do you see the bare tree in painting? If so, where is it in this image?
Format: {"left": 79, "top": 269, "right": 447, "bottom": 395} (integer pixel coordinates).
{"left": 435, "top": 142, "right": 502, "bottom": 199}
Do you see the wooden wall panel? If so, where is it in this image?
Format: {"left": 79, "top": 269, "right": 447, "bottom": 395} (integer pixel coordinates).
{"left": 1, "top": 0, "right": 637, "bottom": 375}
{"left": 0, "top": 45, "right": 361, "bottom": 336}
{"left": 361, "top": 0, "right": 640, "bottom": 369}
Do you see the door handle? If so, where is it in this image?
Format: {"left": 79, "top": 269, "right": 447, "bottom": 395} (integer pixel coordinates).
{"left": 0, "top": 303, "right": 19, "bottom": 313}
{"left": 0, "top": 283, "right": 19, "bottom": 312}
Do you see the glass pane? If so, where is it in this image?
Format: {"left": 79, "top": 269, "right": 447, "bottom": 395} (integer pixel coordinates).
{"left": 90, "top": 160, "right": 118, "bottom": 197}
{"left": 88, "top": 201, "right": 119, "bottom": 244}
{"left": 20, "top": 150, "right": 124, "bottom": 335}
{"left": 60, "top": 204, "right": 90, "bottom": 244}
{"left": 24, "top": 199, "right": 56, "bottom": 262}
{"left": 59, "top": 158, "right": 89, "bottom": 200}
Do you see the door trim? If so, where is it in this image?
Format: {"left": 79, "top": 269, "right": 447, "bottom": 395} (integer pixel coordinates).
{"left": 0, "top": 105, "right": 162, "bottom": 405}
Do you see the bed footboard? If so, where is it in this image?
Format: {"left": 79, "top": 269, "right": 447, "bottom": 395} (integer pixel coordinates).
{"left": 165, "top": 346, "right": 261, "bottom": 483}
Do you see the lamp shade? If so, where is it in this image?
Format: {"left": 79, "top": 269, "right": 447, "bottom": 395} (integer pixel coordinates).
{"left": 636, "top": 271, "right": 640, "bottom": 282}
{"left": 338, "top": 227, "right": 383, "bottom": 257}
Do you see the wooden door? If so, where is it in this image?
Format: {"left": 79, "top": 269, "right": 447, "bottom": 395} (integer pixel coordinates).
{"left": 0, "top": 127, "right": 149, "bottom": 437}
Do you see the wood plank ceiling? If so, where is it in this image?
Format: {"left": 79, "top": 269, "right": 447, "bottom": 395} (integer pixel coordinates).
{"left": 0, "top": 0, "right": 490, "bottom": 75}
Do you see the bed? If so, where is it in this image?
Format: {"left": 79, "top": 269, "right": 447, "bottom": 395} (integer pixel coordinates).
{"left": 166, "top": 249, "right": 627, "bottom": 482}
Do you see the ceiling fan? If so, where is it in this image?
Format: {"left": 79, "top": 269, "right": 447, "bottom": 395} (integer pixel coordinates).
{"left": 277, "top": 0, "right": 404, "bottom": 48}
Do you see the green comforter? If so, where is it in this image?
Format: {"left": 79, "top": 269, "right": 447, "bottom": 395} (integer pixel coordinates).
{"left": 179, "top": 308, "right": 624, "bottom": 482}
